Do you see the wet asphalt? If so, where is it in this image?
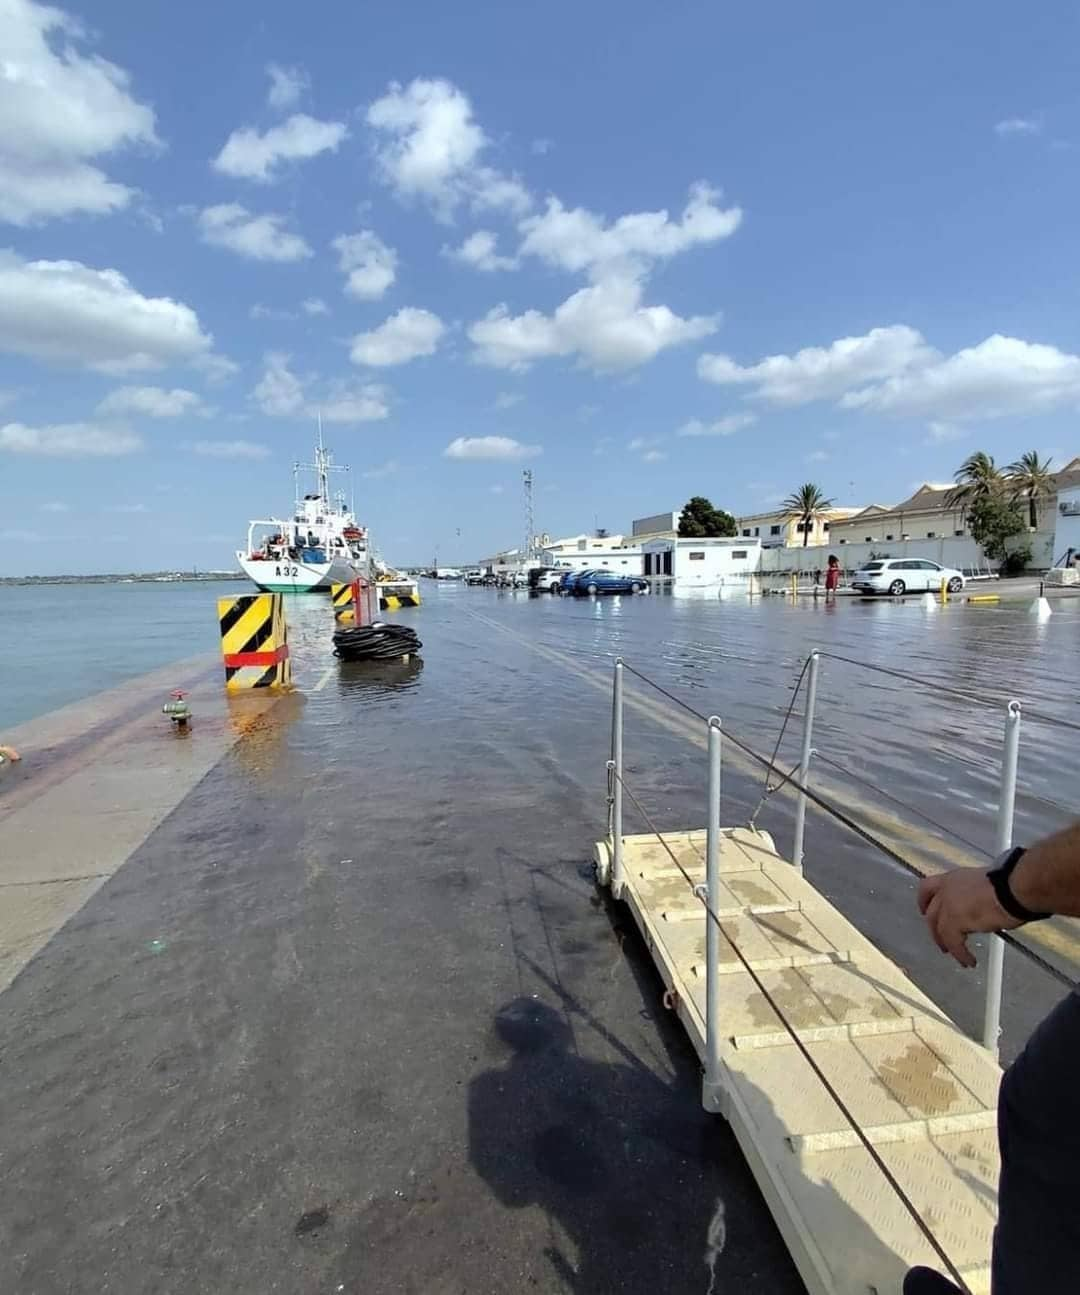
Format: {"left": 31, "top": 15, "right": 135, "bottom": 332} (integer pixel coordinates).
{"left": 2, "top": 582, "right": 1077, "bottom": 1293}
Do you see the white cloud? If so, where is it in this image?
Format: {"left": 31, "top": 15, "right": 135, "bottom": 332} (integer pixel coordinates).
{"left": 302, "top": 297, "right": 329, "bottom": 316}
{"left": 446, "top": 230, "right": 517, "bottom": 271}
{"left": 250, "top": 303, "right": 297, "bottom": 321}
{"left": 40, "top": 500, "right": 69, "bottom": 512}
{"left": 332, "top": 230, "right": 397, "bottom": 300}
{"left": 926, "top": 420, "right": 966, "bottom": 443}
{"left": 489, "top": 483, "right": 505, "bottom": 494}
{"left": 677, "top": 412, "right": 756, "bottom": 437}
{"left": 320, "top": 382, "right": 390, "bottom": 423}
{"left": 518, "top": 182, "right": 741, "bottom": 276}
{"left": 994, "top": 117, "right": 1042, "bottom": 138}
{"left": 349, "top": 307, "right": 445, "bottom": 367}
{"left": 252, "top": 351, "right": 305, "bottom": 416}
{"left": 198, "top": 204, "right": 312, "bottom": 262}
{"left": 805, "top": 449, "right": 828, "bottom": 463}
{"left": 212, "top": 113, "right": 347, "bottom": 182}
{"left": 0, "top": 421, "right": 141, "bottom": 456}
{"left": 362, "top": 459, "right": 398, "bottom": 480}
{"left": 443, "top": 435, "right": 540, "bottom": 460}
{"left": 494, "top": 391, "right": 523, "bottom": 410}
{"left": 0, "top": 250, "right": 213, "bottom": 373}
{"left": 105, "top": 502, "right": 148, "bottom": 514}
{"left": 530, "top": 138, "right": 552, "bottom": 156}
{"left": 840, "top": 334, "right": 1080, "bottom": 421}
{"left": 366, "top": 78, "right": 530, "bottom": 220}
{"left": 469, "top": 267, "right": 717, "bottom": 372}
{"left": 700, "top": 324, "right": 1080, "bottom": 423}
{"left": 266, "top": 63, "right": 307, "bottom": 112}
{"left": 195, "top": 352, "right": 240, "bottom": 384}
{"left": 251, "top": 352, "right": 389, "bottom": 423}
{"left": 190, "top": 438, "right": 270, "bottom": 459}
{"left": 0, "top": 0, "right": 159, "bottom": 225}
{"left": 97, "top": 385, "right": 205, "bottom": 418}
{"left": 642, "top": 448, "right": 666, "bottom": 463}
{"left": 698, "top": 325, "right": 933, "bottom": 405}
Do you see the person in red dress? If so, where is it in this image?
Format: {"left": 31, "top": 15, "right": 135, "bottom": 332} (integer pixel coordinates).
{"left": 824, "top": 554, "right": 841, "bottom": 594}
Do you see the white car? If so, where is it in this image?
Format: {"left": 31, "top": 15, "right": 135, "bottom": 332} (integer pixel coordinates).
{"left": 851, "top": 558, "right": 965, "bottom": 596}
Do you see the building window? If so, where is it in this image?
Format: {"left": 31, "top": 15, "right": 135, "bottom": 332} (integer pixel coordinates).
{"left": 732, "top": 550, "right": 748, "bottom": 559}
{"left": 688, "top": 551, "right": 705, "bottom": 561}
{"left": 823, "top": 521, "right": 830, "bottom": 531}
{"left": 865, "top": 536, "right": 873, "bottom": 543}
{"left": 770, "top": 525, "right": 781, "bottom": 536}
{"left": 644, "top": 554, "right": 653, "bottom": 575}
{"left": 754, "top": 526, "right": 761, "bottom": 536}
{"left": 742, "top": 528, "right": 751, "bottom": 537}
{"left": 577, "top": 539, "right": 586, "bottom": 551}
{"left": 954, "top": 529, "right": 964, "bottom": 537}
{"left": 885, "top": 534, "right": 894, "bottom": 541}
{"left": 838, "top": 538, "right": 847, "bottom": 545}
{"left": 927, "top": 531, "right": 936, "bottom": 539}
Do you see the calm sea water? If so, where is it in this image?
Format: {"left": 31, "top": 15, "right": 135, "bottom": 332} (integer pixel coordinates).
{"left": 0, "top": 580, "right": 241, "bottom": 728}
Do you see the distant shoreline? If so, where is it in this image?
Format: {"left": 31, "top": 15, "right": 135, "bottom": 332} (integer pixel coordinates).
{"left": 0, "top": 573, "right": 248, "bottom": 587}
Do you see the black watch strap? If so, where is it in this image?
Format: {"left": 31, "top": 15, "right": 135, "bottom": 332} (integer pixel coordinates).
{"left": 987, "top": 846, "right": 1050, "bottom": 924}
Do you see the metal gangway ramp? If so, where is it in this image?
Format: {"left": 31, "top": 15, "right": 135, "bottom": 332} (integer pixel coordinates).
{"left": 593, "top": 655, "right": 1027, "bottom": 1295}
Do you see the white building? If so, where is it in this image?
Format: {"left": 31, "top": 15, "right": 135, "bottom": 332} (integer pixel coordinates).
{"left": 1054, "top": 485, "right": 1080, "bottom": 563}
{"left": 642, "top": 536, "right": 762, "bottom": 588}
{"left": 541, "top": 546, "right": 645, "bottom": 575}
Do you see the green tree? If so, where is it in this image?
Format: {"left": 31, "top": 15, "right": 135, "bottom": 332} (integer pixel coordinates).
{"left": 1006, "top": 450, "right": 1055, "bottom": 530}
{"left": 781, "top": 482, "right": 835, "bottom": 547}
{"left": 967, "top": 494, "right": 1030, "bottom": 569}
{"left": 945, "top": 451, "right": 1002, "bottom": 515}
{"left": 677, "top": 496, "right": 737, "bottom": 538}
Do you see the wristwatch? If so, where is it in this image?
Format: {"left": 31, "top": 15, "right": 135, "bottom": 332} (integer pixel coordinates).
{"left": 986, "top": 846, "right": 1050, "bottom": 923}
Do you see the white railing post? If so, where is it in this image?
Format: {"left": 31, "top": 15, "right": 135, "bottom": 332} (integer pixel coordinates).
{"left": 983, "top": 699, "right": 1021, "bottom": 1055}
{"left": 611, "top": 658, "right": 625, "bottom": 898}
{"left": 702, "top": 715, "right": 725, "bottom": 1114}
{"left": 791, "top": 652, "right": 821, "bottom": 874}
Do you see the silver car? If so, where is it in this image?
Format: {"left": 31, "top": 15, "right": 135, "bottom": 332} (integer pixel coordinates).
{"left": 851, "top": 558, "right": 965, "bottom": 596}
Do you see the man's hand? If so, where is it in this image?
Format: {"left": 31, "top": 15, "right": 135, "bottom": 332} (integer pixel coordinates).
{"left": 917, "top": 869, "right": 1021, "bottom": 968}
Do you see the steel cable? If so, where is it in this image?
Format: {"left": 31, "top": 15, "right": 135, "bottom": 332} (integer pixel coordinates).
{"left": 618, "top": 660, "right": 1077, "bottom": 991}
{"left": 816, "top": 651, "right": 1080, "bottom": 735}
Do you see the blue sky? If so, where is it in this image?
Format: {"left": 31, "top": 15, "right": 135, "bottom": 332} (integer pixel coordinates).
{"left": 2, "top": 0, "right": 1079, "bottom": 574}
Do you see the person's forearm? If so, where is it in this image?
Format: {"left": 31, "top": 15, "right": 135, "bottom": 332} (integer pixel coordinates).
{"left": 1011, "top": 821, "right": 1080, "bottom": 917}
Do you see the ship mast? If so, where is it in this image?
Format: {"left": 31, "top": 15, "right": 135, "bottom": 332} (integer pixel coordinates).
{"left": 294, "top": 414, "right": 349, "bottom": 511}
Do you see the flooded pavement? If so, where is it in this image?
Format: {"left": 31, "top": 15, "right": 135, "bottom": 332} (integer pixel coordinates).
{"left": 0, "top": 582, "right": 1077, "bottom": 1293}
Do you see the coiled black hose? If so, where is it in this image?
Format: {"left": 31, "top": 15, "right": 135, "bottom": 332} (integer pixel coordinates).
{"left": 332, "top": 622, "right": 422, "bottom": 662}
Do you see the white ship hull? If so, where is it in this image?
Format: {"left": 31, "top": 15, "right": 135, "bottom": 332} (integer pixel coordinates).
{"left": 237, "top": 553, "right": 360, "bottom": 593}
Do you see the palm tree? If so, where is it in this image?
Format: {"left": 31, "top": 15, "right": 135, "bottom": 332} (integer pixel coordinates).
{"left": 1006, "top": 450, "right": 1055, "bottom": 529}
{"left": 782, "top": 482, "right": 835, "bottom": 547}
{"left": 945, "top": 451, "right": 1002, "bottom": 515}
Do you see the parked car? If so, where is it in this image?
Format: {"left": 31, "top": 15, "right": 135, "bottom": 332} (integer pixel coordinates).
{"left": 464, "top": 570, "right": 485, "bottom": 586}
{"left": 528, "top": 566, "right": 570, "bottom": 592}
{"left": 851, "top": 558, "right": 965, "bottom": 596}
{"left": 558, "top": 569, "right": 587, "bottom": 593}
{"left": 567, "top": 569, "right": 649, "bottom": 596}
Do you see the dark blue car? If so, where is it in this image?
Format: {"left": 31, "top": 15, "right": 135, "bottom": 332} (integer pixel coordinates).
{"left": 563, "top": 569, "right": 648, "bottom": 596}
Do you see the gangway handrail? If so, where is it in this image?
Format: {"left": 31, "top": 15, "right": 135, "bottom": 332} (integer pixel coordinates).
{"left": 609, "top": 756, "right": 974, "bottom": 1295}
{"left": 614, "top": 657, "right": 1077, "bottom": 997}
{"left": 815, "top": 650, "right": 1080, "bottom": 735}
